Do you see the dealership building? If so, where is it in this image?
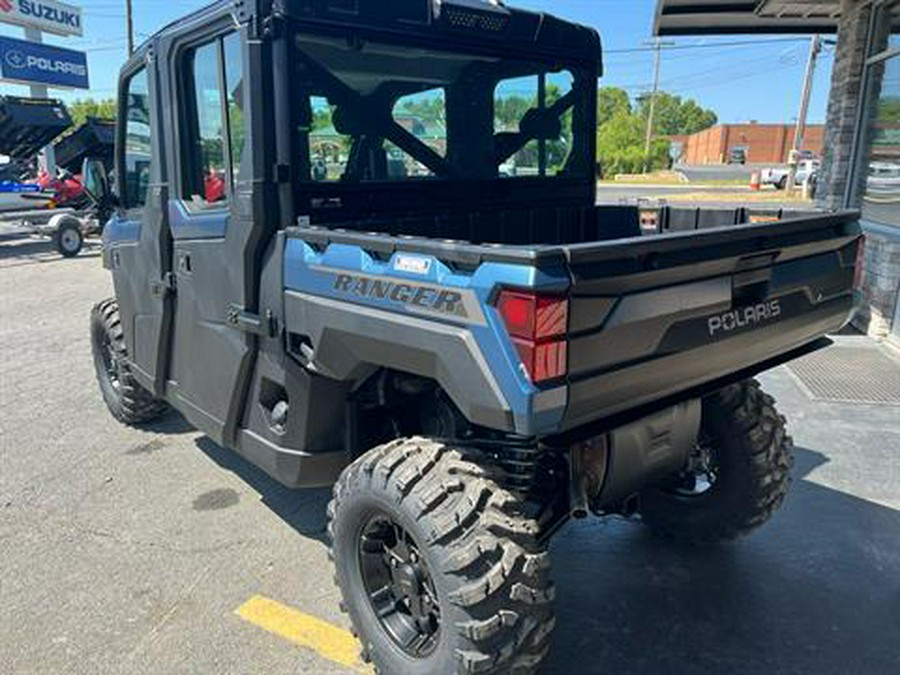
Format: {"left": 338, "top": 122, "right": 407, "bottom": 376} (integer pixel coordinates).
{"left": 656, "top": 0, "right": 899, "bottom": 344}
{"left": 672, "top": 123, "right": 826, "bottom": 164}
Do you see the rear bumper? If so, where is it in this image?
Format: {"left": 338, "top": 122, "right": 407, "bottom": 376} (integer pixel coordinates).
{"left": 561, "top": 293, "right": 853, "bottom": 431}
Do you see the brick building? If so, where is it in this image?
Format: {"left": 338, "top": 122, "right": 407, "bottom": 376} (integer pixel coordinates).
{"left": 673, "top": 123, "right": 825, "bottom": 165}
{"left": 656, "top": 0, "right": 900, "bottom": 344}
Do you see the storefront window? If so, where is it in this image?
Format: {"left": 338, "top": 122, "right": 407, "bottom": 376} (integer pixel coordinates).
{"left": 861, "top": 55, "right": 900, "bottom": 226}
{"left": 859, "top": 2, "right": 900, "bottom": 226}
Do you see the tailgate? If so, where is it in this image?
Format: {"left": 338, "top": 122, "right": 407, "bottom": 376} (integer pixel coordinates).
{"left": 560, "top": 211, "right": 861, "bottom": 431}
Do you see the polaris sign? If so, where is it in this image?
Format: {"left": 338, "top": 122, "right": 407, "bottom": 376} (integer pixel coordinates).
{"left": 0, "top": 0, "right": 83, "bottom": 37}
{"left": 0, "top": 36, "right": 88, "bottom": 89}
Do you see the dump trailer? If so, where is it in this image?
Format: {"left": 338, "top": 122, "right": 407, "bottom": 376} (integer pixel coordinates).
{"left": 89, "top": 2, "right": 861, "bottom": 673}
{"left": 54, "top": 117, "right": 116, "bottom": 173}
{"left": 0, "top": 95, "right": 71, "bottom": 159}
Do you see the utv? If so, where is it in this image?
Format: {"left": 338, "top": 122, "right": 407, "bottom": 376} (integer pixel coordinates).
{"left": 90, "top": 1, "right": 861, "bottom": 673}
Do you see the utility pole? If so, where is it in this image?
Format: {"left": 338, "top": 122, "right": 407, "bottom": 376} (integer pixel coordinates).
{"left": 126, "top": 0, "right": 134, "bottom": 56}
{"left": 643, "top": 38, "right": 673, "bottom": 173}
{"left": 23, "top": 26, "right": 56, "bottom": 175}
{"left": 786, "top": 34, "right": 822, "bottom": 191}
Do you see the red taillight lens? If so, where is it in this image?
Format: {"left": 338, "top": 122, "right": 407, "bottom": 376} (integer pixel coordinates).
{"left": 497, "top": 290, "right": 569, "bottom": 384}
{"left": 497, "top": 290, "right": 568, "bottom": 340}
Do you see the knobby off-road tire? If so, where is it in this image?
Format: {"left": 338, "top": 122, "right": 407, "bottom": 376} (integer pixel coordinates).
{"left": 91, "top": 298, "right": 168, "bottom": 425}
{"left": 328, "top": 437, "right": 555, "bottom": 675}
{"left": 640, "top": 379, "right": 794, "bottom": 544}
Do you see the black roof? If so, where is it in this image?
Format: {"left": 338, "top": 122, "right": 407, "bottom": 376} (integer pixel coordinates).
{"left": 144, "top": 0, "right": 602, "bottom": 67}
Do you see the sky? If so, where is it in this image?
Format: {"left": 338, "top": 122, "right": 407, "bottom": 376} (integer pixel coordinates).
{"left": 0, "top": 0, "right": 834, "bottom": 125}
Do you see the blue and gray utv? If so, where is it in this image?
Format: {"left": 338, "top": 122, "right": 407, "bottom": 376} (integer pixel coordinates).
{"left": 90, "top": 1, "right": 861, "bottom": 672}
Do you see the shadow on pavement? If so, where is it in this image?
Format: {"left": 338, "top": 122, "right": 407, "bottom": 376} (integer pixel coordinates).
{"left": 194, "top": 436, "right": 330, "bottom": 543}
{"left": 0, "top": 235, "right": 102, "bottom": 263}
{"left": 188, "top": 437, "right": 899, "bottom": 674}
{"left": 546, "top": 447, "right": 900, "bottom": 675}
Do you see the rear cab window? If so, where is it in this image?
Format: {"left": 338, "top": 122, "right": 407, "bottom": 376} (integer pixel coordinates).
{"left": 122, "top": 68, "right": 152, "bottom": 209}
{"left": 181, "top": 32, "right": 245, "bottom": 209}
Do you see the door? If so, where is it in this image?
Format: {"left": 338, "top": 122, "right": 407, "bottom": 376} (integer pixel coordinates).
{"left": 165, "top": 29, "right": 254, "bottom": 443}
{"left": 107, "top": 56, "right": 172, "bottom": 396}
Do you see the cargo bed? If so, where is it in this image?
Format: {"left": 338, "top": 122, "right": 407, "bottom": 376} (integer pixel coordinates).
{"left": 293, "top": 208, "right": 861, "bottom": 434}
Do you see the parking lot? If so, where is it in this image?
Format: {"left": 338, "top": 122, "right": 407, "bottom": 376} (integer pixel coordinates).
{"left": 1, "top": 234, "right": 898, "bottom": 675}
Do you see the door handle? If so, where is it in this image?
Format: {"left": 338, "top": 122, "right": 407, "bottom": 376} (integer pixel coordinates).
{"left": 177, "top": 252, "right": 192, "bottom": 275}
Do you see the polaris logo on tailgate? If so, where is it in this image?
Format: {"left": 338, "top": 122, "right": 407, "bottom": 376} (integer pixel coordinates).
{"left": 708, "top": 300, "right": 782, "bottom": 337}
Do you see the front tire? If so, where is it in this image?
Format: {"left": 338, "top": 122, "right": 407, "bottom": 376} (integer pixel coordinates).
{"left": 91, "top": 299, "right": 168, "bottom": 425}
{"left": 328, "top": 437, "right": 554, "bottom": 674}
{"left": 639, "top": 379, "right": 794, "bottom": 544}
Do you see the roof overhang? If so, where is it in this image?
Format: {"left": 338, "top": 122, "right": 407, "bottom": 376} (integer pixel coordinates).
{"left": 654, "top": 0, "right": 841, "bottom": 36}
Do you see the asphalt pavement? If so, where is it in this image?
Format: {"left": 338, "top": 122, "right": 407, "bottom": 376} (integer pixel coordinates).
{"left": 1, "top": 235, "right": 898, "bottom": 675}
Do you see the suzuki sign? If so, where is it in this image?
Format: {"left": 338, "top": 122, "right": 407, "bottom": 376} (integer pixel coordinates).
{"left": 0, "top": 36, "right": 88, "bottom": 89}
{"left": 0, "top": 0, "right": 83, "bottom": 38}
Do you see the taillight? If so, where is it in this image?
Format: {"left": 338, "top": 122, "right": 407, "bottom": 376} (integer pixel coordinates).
{"left": 497, "top": 290, "right": 569, "bottom": 384}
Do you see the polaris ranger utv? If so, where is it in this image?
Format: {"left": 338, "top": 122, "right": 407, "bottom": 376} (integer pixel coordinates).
{"left": 90, "top": 1, "right": 861, "bottom": 672}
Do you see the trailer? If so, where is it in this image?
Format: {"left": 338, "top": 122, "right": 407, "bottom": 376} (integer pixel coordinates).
{"left": 0, "top": 159, "right": 113, "bottom": 258}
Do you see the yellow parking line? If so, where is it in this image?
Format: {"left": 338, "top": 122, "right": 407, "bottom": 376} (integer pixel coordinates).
{"left": 235, "top": 595, "right": 369, "bottom": 672}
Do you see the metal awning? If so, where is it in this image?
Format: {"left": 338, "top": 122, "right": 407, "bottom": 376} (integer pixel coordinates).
{"left": 654, "top": 0, "right": 842, "bottom": 35}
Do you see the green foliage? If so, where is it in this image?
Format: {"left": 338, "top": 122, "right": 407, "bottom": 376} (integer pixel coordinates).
{"left": 597, "top": 110, "right": 670, "bottom": 177}
{"left": 594, "top": 87, "right": 717, "bottom": 176}
{"left": 598, "top": 87, "right": 631, "bottom": 126}
{"left": 399, "top": 95, "right": 446, "bottom": 126}
{"left": 67, "top": 98, "right": 117, "bottom": 128}
{"left": 635, "top": 91, "right": 718, "bottom": 136}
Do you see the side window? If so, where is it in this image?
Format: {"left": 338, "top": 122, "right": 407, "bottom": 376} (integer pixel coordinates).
{"left": 494, "top": 72, "right": 574, "bottom": 178}
{"left": 123, "top": 68, "right": 152, "bottom": 209}
{"left": 183, "top": 33, "right": 245, "bottom": 206}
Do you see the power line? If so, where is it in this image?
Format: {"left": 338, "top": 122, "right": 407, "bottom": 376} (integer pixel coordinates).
{"left": 605, "top": 36, "right": 811, "bottom": 54}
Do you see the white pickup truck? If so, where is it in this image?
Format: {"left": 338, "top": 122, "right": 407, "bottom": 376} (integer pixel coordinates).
{"left": 761, "top": 159, "right": 820, "bottom": 190}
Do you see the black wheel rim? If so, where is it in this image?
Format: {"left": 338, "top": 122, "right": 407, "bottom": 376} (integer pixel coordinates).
{"left": 358, "top": 512, "right": 441, "bottom": 658}
{"left": 100, "top": 333, "right": 121, "bottom": 391}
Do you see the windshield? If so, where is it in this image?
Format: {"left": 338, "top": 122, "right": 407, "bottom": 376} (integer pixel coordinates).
{"left": 291, "top": 34, "right": 594, "bottom": 188}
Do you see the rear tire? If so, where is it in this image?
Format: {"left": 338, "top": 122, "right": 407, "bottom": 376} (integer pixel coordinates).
{"left": 639, "top": 379, "right": 794, "bottom": 544}
{"left": 328, "top": 437, "right": 555, "bottom": 674}
{"left": 91, "top": 298, "right": 168, "bottom": 425}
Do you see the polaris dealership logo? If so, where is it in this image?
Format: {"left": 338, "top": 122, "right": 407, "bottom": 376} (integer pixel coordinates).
{"left": 0, "top": 0, "right": 83, "bottom": 37}
{"left": 0, "top": 36, "right": 89, "bottom": 88}
{"left": 4, "top": 49, "right": 24, "bottom": 68}
{"left": 708, "top": 300, "right": 782, "bottom": 337}
{"left": 5, "top": 50, "right": 86, "bottom": 76}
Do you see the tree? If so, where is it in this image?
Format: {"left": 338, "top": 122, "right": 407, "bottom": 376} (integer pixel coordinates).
{"left": 66, "top": 98, "right": 117, "bottom": 127}
{"left": 598, "top": 87, "right": 631, "bottom": 126}
{"left": 597, "top": 110, "right": 670, "bottom": 177}
{"left": 635, "top": 91, "right": 717, "bottom": 136}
